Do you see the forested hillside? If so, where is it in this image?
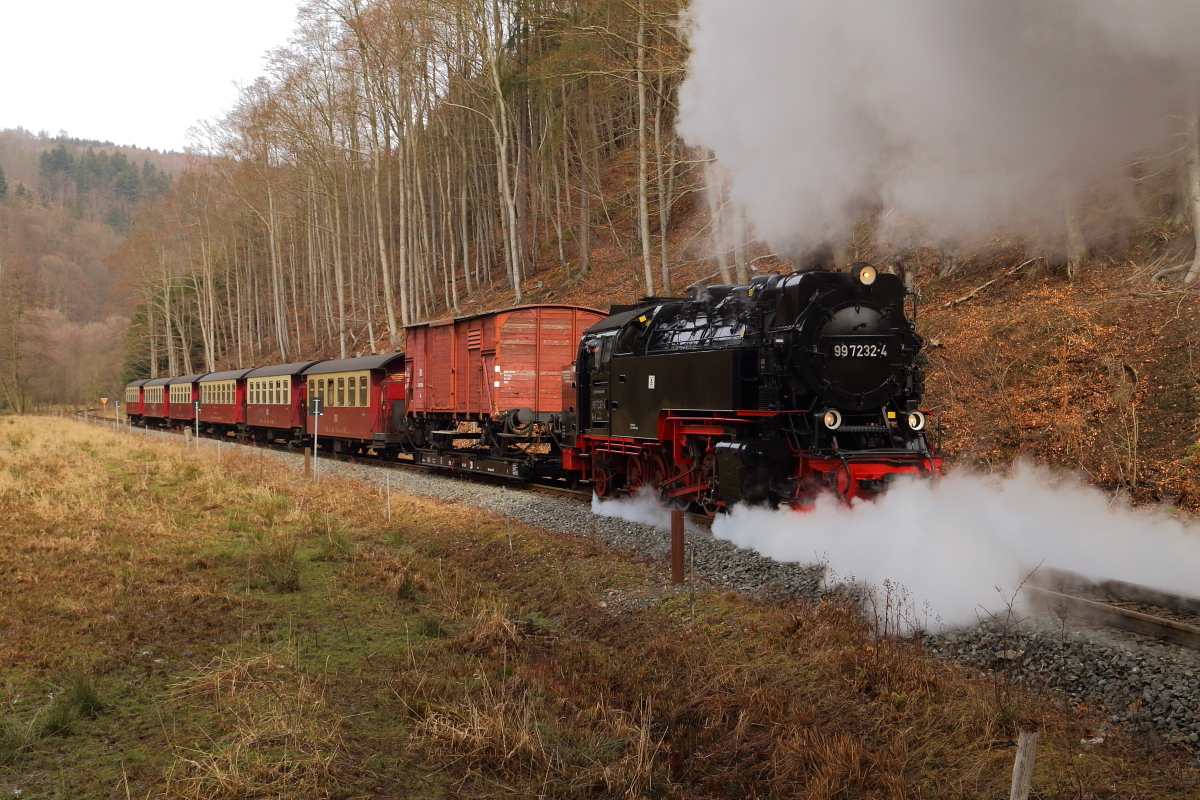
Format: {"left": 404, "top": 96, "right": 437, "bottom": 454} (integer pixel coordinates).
{"left": 0, "top": 129, "right": 181, "bottom": 409}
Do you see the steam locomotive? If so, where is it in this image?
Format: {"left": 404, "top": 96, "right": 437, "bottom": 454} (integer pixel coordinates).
{"left": 125, "top": 263, "right": 941, "bottom": 511}
{"left": 562, "top": 262, "right": 941, "bottom": 510}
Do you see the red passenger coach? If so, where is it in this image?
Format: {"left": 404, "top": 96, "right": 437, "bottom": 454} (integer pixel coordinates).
{"left": 244, "top": 361, "right": 320, "bottom": 444}
{"left": 124, "top": 379, "right": 148, "bottom": 422}
{"left": 403, "top": 304, "right": 604, "bottom": 477}
{"left": 304, "top": 354, "right": 406, "bottom": 454}
{"left": 198, "top": 369, "right": 253, "bottom": 435}
{"left": 166, "top": 374, "right": 205, "bottom": 424}
{"left": 142, "top": 378, "right": 170, "bottom": 424}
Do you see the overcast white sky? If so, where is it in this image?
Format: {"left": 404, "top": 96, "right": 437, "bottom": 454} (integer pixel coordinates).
{"left": 1, "top": 0, "right": 303, "bottom": 152}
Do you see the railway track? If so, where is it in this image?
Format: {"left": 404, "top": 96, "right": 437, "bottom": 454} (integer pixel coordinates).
{"left": 1029, "top": 569, "right": 1200, "bottom": 651}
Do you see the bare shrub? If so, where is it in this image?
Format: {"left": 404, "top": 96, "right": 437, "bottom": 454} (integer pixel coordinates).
{"left": 410, "top": 674, "right": 665, "bottom": 796}
{"left": 166, "top": 650, "right": 347, "bottom": 800}
{"left": 452, "top": 604, "right": 523, "bottom": 656}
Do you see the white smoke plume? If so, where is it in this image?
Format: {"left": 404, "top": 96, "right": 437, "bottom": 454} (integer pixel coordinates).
{"left": 592, "top": 487, "right": 677, "bottom": 529}
{"left": 592, "top": 488, "right": 702, "bottom": 531}
{"left": 678, "top": 0, "right": 1200, "bottom": 258}
{"left": 711, "top": 463, "right": 1200, "bottom": 630}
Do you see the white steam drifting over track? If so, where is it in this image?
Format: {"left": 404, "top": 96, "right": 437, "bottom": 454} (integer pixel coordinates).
{"left": 708, "top": 464, "right": 1200, "bottom": 630}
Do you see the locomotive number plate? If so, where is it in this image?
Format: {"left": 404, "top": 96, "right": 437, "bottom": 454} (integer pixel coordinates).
{"left": 826, "top": 339, "right": 890, "bottom": 358}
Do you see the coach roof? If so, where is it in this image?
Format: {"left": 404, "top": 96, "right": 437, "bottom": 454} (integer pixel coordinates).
{"left": 199, "top": 368, "right": 254, "bottom": 382}
{"left": 125, "top": 379, "right": 150, "bottom": 388}
{"left": 303, "top": 353, "right": 404, "bottom": 375}
{"left": 244, "top": 361, "right": 322, "bottom": 378}
{"left": 167, "top": 373, "right": 208, "bottom": 384}
{"left": 143, "top": 377, "right": 172, "bottom": 387}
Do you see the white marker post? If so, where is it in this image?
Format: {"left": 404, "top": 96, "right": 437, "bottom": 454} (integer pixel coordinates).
{"left": 310, "top": 397, "right": 323, "bottom": 483}
{"left": 193, "top": 400, "right": 201, "bottom": 447}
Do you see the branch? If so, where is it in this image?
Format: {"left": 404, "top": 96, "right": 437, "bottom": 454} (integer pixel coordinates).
{"left": 942, "top": 258, "right": 1039, "bottom": 309}
{"left": 1152, "top": 260, "right": 1193, "bottom": 282}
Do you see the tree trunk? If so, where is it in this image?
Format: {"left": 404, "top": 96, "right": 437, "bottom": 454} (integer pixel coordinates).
{"left": 1185, "top": 106, "right": 1200, "bottom": 284}
{"left": 636, "top": 3, "right": 655, "bottom": 297}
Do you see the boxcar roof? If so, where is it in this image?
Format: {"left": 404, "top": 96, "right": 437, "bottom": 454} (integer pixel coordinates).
{"left": 125, "top": 379, "right": 150, "bottom": 388}
{"left": 402, "top": 303, "right": 604, "bottom": 329}
{"left": 144, "top": 377, "right": 172, "bottom": 387}
{"left": 245, "top": 361, "right": 322, "bottom": 378}
{"left": 581, "top": 306, "right": 647, "bottom": 335}
{"left": 167, "top": 373, "right": 209, "bottom": 384}
{"left": 199, "top": 368, "right": 254, "bottom": 382}
{"left": 304, "top": 353, "right": 405, "bottom": 375}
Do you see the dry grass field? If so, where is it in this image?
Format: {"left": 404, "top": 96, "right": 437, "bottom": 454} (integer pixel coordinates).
{"left": 0, "top": 416, "right": 1194, "bottom": 798}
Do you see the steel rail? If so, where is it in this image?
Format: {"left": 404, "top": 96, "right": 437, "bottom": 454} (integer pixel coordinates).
{"left": 1028, "top": 573, "right": 1200, "bottom": 651}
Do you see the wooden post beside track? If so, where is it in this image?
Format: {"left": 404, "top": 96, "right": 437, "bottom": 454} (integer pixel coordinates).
{"left": 1009, "top": 728, "right": 1038, "bottom": 800}
{"left": 304, "top": 447, "right": 312, "bottom": 479}
{"left": 670, "top": 510, "right": 685, "bottom": 585}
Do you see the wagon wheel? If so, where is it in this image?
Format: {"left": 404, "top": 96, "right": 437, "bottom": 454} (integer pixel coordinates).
{"left": 626, "top": 454, "right": 648, "bottom": 493}
{"left": 647, "top": 454, "right": 670, "bottom": 502}
{"left": 697, "top": 452, "right": 720, "bottom": 516}
{"left": 592, "top": 459, "right": 615, "bottom": 498}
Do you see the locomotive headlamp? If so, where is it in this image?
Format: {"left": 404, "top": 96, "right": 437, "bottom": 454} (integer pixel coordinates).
{"left": 907, "top": 411, "right": 926, "bottom": 431}
{"left": 822, "top": 409, "right": 843, "bottom": 430}
{"left": 855, "top": 265, "right": 878, "bottom": 286}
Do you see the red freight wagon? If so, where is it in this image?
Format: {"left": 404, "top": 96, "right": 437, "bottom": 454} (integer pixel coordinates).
{"left": 304, "top": 354, "right": 406, "bottom": 453}
{"left": 244, "top": 361, "right": 320, "bottom": 443}
{"left": 403, "top": 305, "right": 603, "bottom": 474}
{"left": 124, "top": 379, "right": 148, "bottom": 422}
{"left": 405, "top": 304, "right": 603, "bottom": 423}
{"left": 198, "top": 368, "right": 253, "bottom": 434}
{"left": 142, "top": 377, "right": 170, "bottom": 424}
{"left": 166, "top": 374, "right": 206, "bottom": 424}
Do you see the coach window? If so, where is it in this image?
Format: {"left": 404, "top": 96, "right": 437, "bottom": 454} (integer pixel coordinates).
{"left": 347, "top": 376, "right": 356, "bottom": 406}
{"left": 317, "top": 379, "right": 326, "bottom": 404}
{"left": 359, "top": 375, "right": 368, "bottom": 406}
{"left": 337, "top": 377, "right": 345, "bottom": 406}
